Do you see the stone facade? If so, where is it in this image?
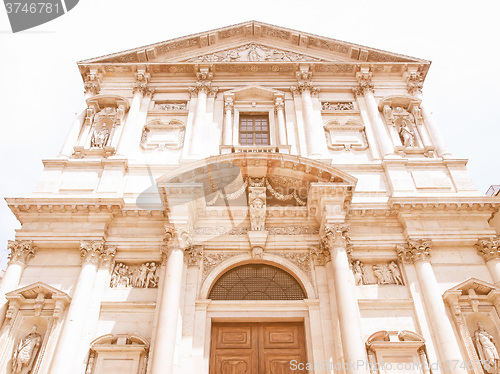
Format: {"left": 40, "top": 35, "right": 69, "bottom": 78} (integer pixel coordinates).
{"left": 1, "top": 21, "right": 500, "bottom": 374}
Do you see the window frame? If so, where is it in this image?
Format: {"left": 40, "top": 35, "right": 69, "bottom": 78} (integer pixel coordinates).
{"left": 238, "top": 113, "right": 271, "bottom": 146}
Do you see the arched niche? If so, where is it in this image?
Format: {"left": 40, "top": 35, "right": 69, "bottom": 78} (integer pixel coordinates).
{"left": 200, "top": 252, "right": 316, "bottom": 300}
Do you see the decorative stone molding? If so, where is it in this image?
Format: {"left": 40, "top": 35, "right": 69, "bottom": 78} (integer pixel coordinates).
{"left": 185, "top": 245, "right": 203, "bottom": 266}
{"left": 186, "top": 43, "right": 323, "bottom": 63}
{"left": 321, "top": 223, "right": 350, "bottom": 248}
{"left": 310, "top": 245, "right": 331, "bottom": 266}
{"left": 194, "top": 227, "right": 248, "bottom": 235}
{"left": 324, "top": 120, "right": 369, "bottom": 151}
{"left": 272, "top": 251, "right": 311, "bottom": 279}
{"left": 251, "top": 247, "right": 264, "bottom": 259}
{"left": 132, "top": 70, "right": 153, "bottom": 95}
{"left": 80, "top": 240, "right": 106, "bottom": 265}
{"left": 154, "top": 102, "right": 187, "bottom": 111}
{"left": 189, "top": 68, "right": 218, "bottom": 97}
{"left": 140, "top": 119, "right": 186, "bottom": 151}
{"left": 100, "top": 246, "right": 116, "bottom": 268}
{"left": 164, "top": 225, "right": 193, "bottom": 249}
{"left": 406, "top": 71, "right": 424, "bottom": 95}
{"left": 248, "top": 187, "right": 266, "bottom": 231}
{"left": 274, "top": 97, "right": 284, "bottom": 112}
{"left": 352, "top": 71, "right": 374, "bottom": 96}
{"left": 110, "top": 262, "right": 159, "bottom": 288}
{"left": 321, "top": 101, "right": 355, "bottom": 111}
{"left": 477, "top": 237, "right": 500, "bottom": 261}
{"left": 397, "top": 239, "right": 432, "bottom": 263}
{"left": 7, "top": 240, "right": 36, "bottom": 265}
{"left": 84, "top": 71, "right": 101, "bottom": 95}
{"left": 351, "top": 259, "right": 404, "bottom": 286}
{"left": 202, "top": 252, "right": 241, "bottom": 281}
{"left": 290, "top": 67, "right": 318, "bottom": 96}
{"left": 267, "top": 227, "right": 319, "bottom": 235}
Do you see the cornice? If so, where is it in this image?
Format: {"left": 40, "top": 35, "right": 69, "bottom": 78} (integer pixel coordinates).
{"left": 389, "top": 197, "right": 500, "bottom": 213}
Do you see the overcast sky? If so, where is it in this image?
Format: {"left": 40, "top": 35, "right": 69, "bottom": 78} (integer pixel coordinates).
{"left": 1, "top": 0, "right": 499, "bottom": 270}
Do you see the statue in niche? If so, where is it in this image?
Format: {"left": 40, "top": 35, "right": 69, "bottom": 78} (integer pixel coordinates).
{"left": 475, "top": 322, "right": 500, "bottom": 374}
{"left": 352, "top": 260, "right": 368, "bottom": 285}
{"left": 249, "top": 198, "right": 266, "bottom": 230}
{"left": 398, "top": 119, "right": 415, "bottom": 147}
{"left": 12, "top": 325, "right": 42, "bottom": 374}
{"left": 388, "top": 261, "right": 404, "bottom": 285}
{"left": 90, "top": 125, "right": 110, "bottom": 148}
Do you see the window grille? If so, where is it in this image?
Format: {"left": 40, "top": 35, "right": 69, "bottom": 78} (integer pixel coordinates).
{"left": 209, "top": 264, "right": 306, "bottom": 300}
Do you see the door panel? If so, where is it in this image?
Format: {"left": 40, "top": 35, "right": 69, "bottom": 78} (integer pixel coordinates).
{"left": 210, "top": 323, "right": 307, "bottom": 374}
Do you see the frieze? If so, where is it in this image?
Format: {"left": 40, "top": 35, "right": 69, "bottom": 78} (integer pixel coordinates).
{"left": 367, "top": 50, "right": 413, "bottom": 63}
{"left": 213, "top": 64, "right": 294, "bottom": 73}
{"left": 218, "top": 26, "right": 245, "bottom": 39}
{"left": 195, "top": 227, "right": 248, "bottom": 235}
{"left": 351, "top": 260, "right": 404, "bottom": 286}
{"left": 157, "top": 37, "right": 199, "bottom": 54}
{"left": 154, "top": 102, "right": 187, "bottom": 111}
{"left": 314, "top": 64, "right": 355, "bottom": 73}
{"left": 321, "top": 102, "right": 354, "bottom": 111}
{"left": 110, "top": 262, "right": 160, "bottom": 288}
{"left": 261, "top": 26, "right": 290, "bottom": 40}
{"left": 267, "top": 227, "right": 319, "bottom": 235}
{"left": 308, "top": 37, "right": 349, "bottom": 54}
{"left": 186, "top": 43, "right": 323, "bottom": 63}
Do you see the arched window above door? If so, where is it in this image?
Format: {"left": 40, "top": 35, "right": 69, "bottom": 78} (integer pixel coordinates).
{"left": 208, "top": 263, "right": 306, "bottom": 300}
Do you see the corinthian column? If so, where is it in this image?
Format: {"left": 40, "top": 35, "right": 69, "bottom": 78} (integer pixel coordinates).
{"left": 0, "top": 241, "right": 36, "bottom": 327}
{"left": 477, "top": 237, "right": 500, "bottom": 286}
{"left": 50, "top": 241, "right": 111, "bottom": 374}
{"left": 150, "top": 225, "right": 192, "bottom": 374}
{"left": 353, "top": 70, "right": 394, "bottom": 157}
{"left": 322, "top": 224, "right": 369, "bottom": 374}
{"left": 223, "top": 97, "right": 234, "bottom": 146}
{"left": 275, "top": 97, "right": 287, "bottom": 147}
{"left": 398, "top": 239, "right": 467, "bottom": 374}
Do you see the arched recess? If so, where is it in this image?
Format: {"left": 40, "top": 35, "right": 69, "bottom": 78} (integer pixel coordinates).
{"left": 199, "top": 252, "right": 316, "bottom": 300}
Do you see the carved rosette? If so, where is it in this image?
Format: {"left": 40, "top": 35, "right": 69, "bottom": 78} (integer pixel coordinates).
{"left": 7, "top": 240, "right": 36, "bottom": 265}
{"left": 310, "top": 245, "right": 331, "bottom": 266}
{"left": 397, "top": 239, "right": 432, "bottom": 263}
{"left": 352, "top": 71, "right": 374, "bottom": 96}
{"left": 321, "top": 224, "right": 350, "bottom": 249}
{"left": 476, "top": 237, "right": 500, "bottom": 262}
{"left": 184, "top": 245, "right": 203, "bottom": 266}
{"left": 164, "top": 225, "right": 193, "bottom": 249}
{"left": 406, "top": 72, "right": 424, "bottom": 95}
{"left": 80, "top": 240, "right": 105, "bottom": 265}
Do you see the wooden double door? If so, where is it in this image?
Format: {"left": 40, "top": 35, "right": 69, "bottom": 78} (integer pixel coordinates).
{"left": 210, "top": 322, "right": 307, "bottom": 374}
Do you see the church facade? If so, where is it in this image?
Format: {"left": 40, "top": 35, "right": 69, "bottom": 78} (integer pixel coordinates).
{"left": 1, "top": 21, "right": 500, "bottom": 374}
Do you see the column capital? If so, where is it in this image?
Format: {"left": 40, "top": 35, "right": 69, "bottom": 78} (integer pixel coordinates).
{"left": 352, "top": 71, "right": 374, "bottom": 96}
{"left": 100, "top": 246, "right": 117, "bottom": 268}
{"left": 80, "top": 240, "right": 105, "bottom": 265}
{"left": 224, "top": 97, "right": 234, "bottom": 111}
{"left": 274, "top": 97, "right": 285, "bottom": 112}
{"left": 406, "top": 71, "right": 424, "bottom": 95}
{"left": 164, "top": 225, "right": 193, "bottom": 249}
{"left": 290, "top": 81, "right": 319, "bottom": 97}
{"left": 184, "top": 245, "right": 203, "bottom": 266}
{"left": 132, "top": 70, "right": 153, "bottom": 95}
{"left": 84, "top": 71, "right": 101, "bottom": 95}
{"left": 7, "top": 240, "right": 36, "bottom": 265}
{"left": 476, "top": 236, "right": 500, "bottom": 261}
{"left": 310, "top": 244, "right": 331, "bottom": 266}
{"left": 397, "top": 238, "right": 432, "bottom": 263}
{"left": 321, "top": 223, "right": 350, "bottom": 249}
{"left": 189, "top": 82, "right": 218, "bottom": 97}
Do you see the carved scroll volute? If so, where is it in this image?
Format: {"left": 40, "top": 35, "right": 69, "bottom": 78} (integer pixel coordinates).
{"left": 80, "top": 240, "right": 105, "bottom": 265}
{"left": 397, "top": 239, "right": 432, "bottom": 264}
{"left": 7, "top": 240, "right": 36, "bottom": 265}
{"left": 476, "top": 237, "right": 500, "bottom": 262}
{"left": 321, "top": 223, "right": 350, "bottom": 249}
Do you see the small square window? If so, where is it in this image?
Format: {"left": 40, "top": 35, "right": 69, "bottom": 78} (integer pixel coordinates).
{"left": 239, "top": 115, "right": 269, "bottom": 146}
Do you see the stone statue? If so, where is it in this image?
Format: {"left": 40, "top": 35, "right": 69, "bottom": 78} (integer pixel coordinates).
{"left": 90, "top": 125, "right": 110, "bottom": 148}
{"left": 249, "top": 197, "right": 266, "bottom": 231}
{"left": 388, "top": 261, "right": 403, "bottom": 285}
{"left": 137, "top": 263, "right": 148, "bottom": 288}
{"left": 399, "top": 119, "right": 415, "bottom": 147}
{"left": 110, "top": 262, "right": 159, "bottom": 288}
{"left": 12, "top": 325, "right": 42, "bottom": 374}
{"left": 372, "top": 265, "right": 390, "bottom": 285}
{"left": 475, "top": 322, "right": 500, "bottom": 373}
{"left": 352, "top": 260, "right": 367, "bottom": 285}
{"left": 146, "top": 262, "right": 159, "bottom": 288}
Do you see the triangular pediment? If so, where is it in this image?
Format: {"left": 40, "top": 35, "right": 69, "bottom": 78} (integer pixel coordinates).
{"left": 6, "top": 281, "right": 70, "bottom": 301}
{"left": 444, "top": 278, "right": 497, "bottom": 296}
{"left": 79, "top": 21, "right": 428, "bottom": 65}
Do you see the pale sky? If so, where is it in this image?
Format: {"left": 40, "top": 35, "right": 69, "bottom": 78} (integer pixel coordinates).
{"left": 1, "top": 0, "right": 499, "bottom": 270}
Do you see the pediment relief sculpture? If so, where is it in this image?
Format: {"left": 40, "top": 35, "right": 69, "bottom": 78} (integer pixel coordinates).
{"left": 185, "top": 43, "right": 324, "bottom": 63}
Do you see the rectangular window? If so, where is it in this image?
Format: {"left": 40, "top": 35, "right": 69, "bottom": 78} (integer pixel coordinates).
{"left": 239, "top": 115, "right": 269, "bottom": 146}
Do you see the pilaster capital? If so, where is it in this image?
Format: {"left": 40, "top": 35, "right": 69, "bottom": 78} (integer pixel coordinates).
{"left": 184, "top": 245, "right": 203, "bottom": 266}
{"left": 352, "top": 71, "right": 374, "bottom": 96}
{"left": 7, "top": 240, "right": 36, "bottom": 265}
{"left": 132, "top": 71, "right": 153, "bottom": 95}
{"left": 476, "top": 236, "right": 500, "bottom": 261}
{"left": 321, "top": 223, "right": 350, "bottom": 249}
{"left": 189, "top": 82, "right": 218, "bottom": 97}
{"left": 84, "top": 71, "right": 101, "bottom": 95}
{"left": 310, "top": 244, "right": 331, "bottom": 266}
{"left": 274, "top": 97, "right": 285, "bottom": 112}
{"left": 80, "top": 240, "right": 105, "bottom": 265}
{"left": 224, "top": 97, "right": 234, "bottom": 111}
{"left": 406, "top": 72, "right": 424, "bottom": 95}
{"left": 100, "top": 246, "right": 117, "bottom": 268}
{"left": 290, "top": 81, "right": 319, "bottom": 97}
{"left": 397, "top": 238, "right": 432, "bottom": 263}
{"left": 164, "top": 225, "right": 193, "bottom": 249}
